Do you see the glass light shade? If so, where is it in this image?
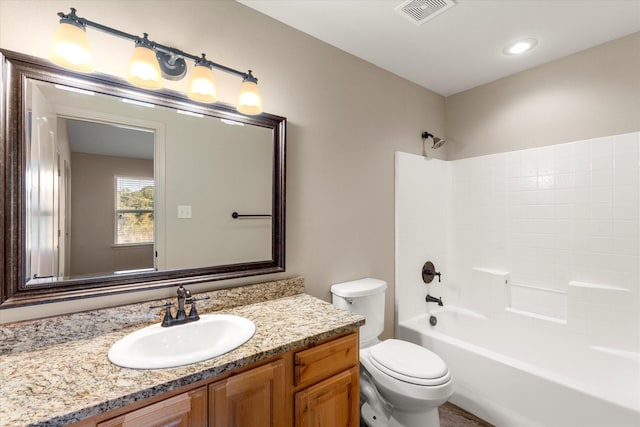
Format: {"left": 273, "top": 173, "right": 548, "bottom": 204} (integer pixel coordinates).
{"left": 237, "top": 80, "right": 262, "bottom": 115}
{"left": 50, "top": 22, "right": 94, "bottom": 73}
{"left": 127, "top": 45, "right": 162, "bottom": 90}
{"left": 188, "top": 64, "right": 217, "bottom": 103}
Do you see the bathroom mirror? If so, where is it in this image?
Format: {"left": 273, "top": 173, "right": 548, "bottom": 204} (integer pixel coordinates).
{"left": 0, "top": 49, "right": 286, "bottom": 308}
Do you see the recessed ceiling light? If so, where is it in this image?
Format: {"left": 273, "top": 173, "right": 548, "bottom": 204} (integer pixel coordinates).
{"left": 503, "top": 38, "right": 538, "bottom": 56}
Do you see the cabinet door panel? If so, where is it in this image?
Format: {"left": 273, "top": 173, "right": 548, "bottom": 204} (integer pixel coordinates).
{"left": 295, "top": 366, "right": 359, "bottom": 427}
{"left": 210, "top": 359, "right": 286, "bottom": 427}
{"left": 97, "top": 386, "right": 206, "bottom": 427}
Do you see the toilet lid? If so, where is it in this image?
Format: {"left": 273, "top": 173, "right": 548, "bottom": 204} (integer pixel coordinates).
{"left": 369, "top": 339, "right": 450, "bottom": 386}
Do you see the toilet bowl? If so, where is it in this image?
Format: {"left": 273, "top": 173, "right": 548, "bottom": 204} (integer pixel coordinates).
{"left": 360, "top": 339, "right": 453, "bottom": 426}
{"left": 331, "top": 278, "right": 453, "bottom": 427}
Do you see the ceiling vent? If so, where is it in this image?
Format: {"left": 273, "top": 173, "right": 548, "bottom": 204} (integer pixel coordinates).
{"left": 395, "top": 0, "right": 456, "bottom": 26}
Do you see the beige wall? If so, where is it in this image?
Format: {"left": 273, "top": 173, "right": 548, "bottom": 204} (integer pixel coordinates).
{"left": 70, "top": 152, "right": 154, "bottom": 276}
{"left": 0, "top": 0, "right": 445, "bottom": 332}
{"left": 445, "top": 32, "right": 640, "bottom": 160}
{"left": 6, "top": 2, "right": 633, "bottom": 332}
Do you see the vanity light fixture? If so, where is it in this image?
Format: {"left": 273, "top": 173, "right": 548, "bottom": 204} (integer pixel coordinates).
{"left": 50, "top": 8, "right": 263, "bottom": 115}
{"left": 503, "top": 38, "right": 538, "bottom": 56}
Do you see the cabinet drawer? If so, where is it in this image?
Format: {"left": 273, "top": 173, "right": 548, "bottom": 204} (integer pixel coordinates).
{"left": 97, "top": 386, "right": 207, "bottom": 427}
{"left": 294, "top": 333, "right": 358, "bottom": 387}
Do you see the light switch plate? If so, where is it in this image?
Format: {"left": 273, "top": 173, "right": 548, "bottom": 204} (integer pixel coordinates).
{"left": 178, "top": 205, "right": 192, "bottom": 218}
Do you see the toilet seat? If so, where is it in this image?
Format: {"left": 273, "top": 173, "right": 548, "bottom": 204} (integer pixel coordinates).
{"left": 368, "top": 339, "right": 451, "bottom": 386}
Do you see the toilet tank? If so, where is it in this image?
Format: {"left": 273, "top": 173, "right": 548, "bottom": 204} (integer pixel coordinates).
{"left": 331, "top": 278, "right": 387, "bottom": 347}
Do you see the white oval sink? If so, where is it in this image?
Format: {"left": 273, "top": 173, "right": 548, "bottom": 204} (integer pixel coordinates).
{"left": 108, "top": 314, "right": 255, "bottom": 369}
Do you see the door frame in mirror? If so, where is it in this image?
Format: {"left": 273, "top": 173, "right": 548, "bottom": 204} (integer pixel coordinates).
{"left": 0, "top": 49, "right": 286, "bottom": 308}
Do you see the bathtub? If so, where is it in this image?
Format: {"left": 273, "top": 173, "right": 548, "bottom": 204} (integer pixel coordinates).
{"left": 397, "top": 307, "right": 640, "bottom": 427}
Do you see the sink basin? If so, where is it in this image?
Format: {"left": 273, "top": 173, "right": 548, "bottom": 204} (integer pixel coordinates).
{"left": 108, "top": 314, "right": 255, "bottom": 369}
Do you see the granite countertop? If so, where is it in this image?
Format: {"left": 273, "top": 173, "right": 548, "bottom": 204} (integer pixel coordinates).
{"left": 0, "top": 277, "right": 364, "bottom": 427}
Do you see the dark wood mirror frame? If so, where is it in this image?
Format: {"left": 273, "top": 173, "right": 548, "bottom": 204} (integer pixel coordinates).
{"left": 0, "top": 49, "right": 286, "bottom": 308}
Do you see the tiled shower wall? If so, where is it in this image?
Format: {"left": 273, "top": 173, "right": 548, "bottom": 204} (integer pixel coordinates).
{"left": 449, "top": 132, "right": 639, "bottom": 322}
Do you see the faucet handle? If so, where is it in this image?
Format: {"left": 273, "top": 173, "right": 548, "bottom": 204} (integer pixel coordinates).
{"left": 187, "top": 302, "right": 200, "bottom": 320}
{"left": 422, "top": 261, "right": 442, "bottom": 284}
{"left": 186, "top": 296, "right": 210, "bottom": 320}
{"left": 149, "top": 301, "right": 174, "bottom": 326}
{"left": 149, "top": 301, "right": 173, "bottom": 310}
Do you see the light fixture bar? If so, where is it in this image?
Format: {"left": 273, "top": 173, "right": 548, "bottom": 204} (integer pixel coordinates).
{"left": 57, "top": 8, "right": 252, "bottom": 81}
{"left": 53, "top": 8, "right": 263, "bottom": 114}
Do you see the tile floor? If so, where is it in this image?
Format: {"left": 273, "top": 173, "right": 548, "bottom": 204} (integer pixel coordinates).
{"left": 359, "top": 402, "right": 494, "bottom": 427}
{"left": 439, "top": 402, "right": 494, "bottom": 427}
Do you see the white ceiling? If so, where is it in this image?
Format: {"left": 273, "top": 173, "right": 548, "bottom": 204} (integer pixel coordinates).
{"left": 238, "top": 0, "right": 640, "bottom": 96}
{"left": 66, "top": 119, "right": 154, "bottom": 160}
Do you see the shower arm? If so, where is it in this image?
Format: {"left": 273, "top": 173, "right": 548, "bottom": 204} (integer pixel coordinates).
{"left": 421, "top": 131, "right": 433, "bottom": 156}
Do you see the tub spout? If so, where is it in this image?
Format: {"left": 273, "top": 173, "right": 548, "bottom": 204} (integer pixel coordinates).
{"left": 426, "top": 294, "right": 443, "bottom": 306}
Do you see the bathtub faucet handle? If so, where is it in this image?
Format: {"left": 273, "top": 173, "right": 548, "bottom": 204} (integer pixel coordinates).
{"left": 422, "top": 261, "right": 441, "bottom": 283}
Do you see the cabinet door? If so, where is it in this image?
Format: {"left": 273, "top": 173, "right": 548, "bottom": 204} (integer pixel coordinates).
{"left": 97, "top": 386, "right": 207, "bottom": 427}
{"left": 295, "top": 366, "right": 359, "bottom": 427}
{"left": 209, "top": 358, "right": 286, "bottom": 427}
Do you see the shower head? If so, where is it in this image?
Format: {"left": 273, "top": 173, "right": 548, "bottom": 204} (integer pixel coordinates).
{"left": 421, "top": 131, "right": 446, "bottom": 156}
{"left": 432, "top": 136, "right": 446, "bottom": 149}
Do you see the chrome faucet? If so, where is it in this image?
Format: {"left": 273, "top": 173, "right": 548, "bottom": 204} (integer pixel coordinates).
{"left": 425, "top": 294, "right": 443, "bottom": 306}
{"left": 151, "top": 285, "right": 210, "bottom": 327}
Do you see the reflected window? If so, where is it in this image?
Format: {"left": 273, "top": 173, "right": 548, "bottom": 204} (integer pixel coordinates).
{"left": 115, "top": 176, "right": 154, "bottom": 245}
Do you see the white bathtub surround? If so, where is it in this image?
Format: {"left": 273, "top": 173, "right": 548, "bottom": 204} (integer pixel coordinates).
{"left": 394, "top": 132, "right": 640, "bottom": 427}
{"left": 395, "top": 154, "right": 451, "bottom": 326}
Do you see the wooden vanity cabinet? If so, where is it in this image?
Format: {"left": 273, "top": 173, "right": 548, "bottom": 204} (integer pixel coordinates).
{"left": 80, "top": 332, "right": 359, "bottom": 427}
{"left": 293, "top": 333, "right": 360, "bottom": 427}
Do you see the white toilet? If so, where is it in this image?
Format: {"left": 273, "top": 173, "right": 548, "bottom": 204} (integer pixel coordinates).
{"left": 331, "top": 278, "right": 453, "bottom": 427}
